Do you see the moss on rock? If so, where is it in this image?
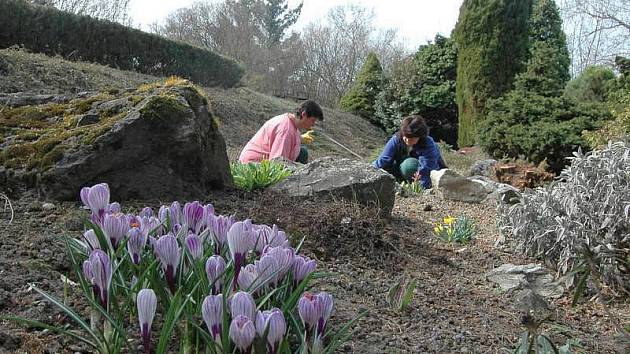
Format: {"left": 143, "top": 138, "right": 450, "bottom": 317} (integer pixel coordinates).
{"left": 1, "top": 77, "right": 209, "bottom": 172}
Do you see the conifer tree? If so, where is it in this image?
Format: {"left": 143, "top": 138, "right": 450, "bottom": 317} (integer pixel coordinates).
{"left": 453, "top": 0, "right": 532, "bottom": 146}
{"left": 260, "top": 0, "right": 303, "bottom": 47}
{"left": 339, "top": 52, "right": 384, "bottom": 125}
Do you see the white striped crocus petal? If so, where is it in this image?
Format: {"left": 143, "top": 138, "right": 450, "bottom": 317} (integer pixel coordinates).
{"left": 230, "top": 291, "right": 256, "bottom": 320}
{"left": 185, "top": 233, "right": 203, "bottom": 260}
{"left": 136, "top": 288, "right": 157, "bottom": 354}
{"left": 255, "top": 308, "right": 286, "bottom": 354}
{"left": 127, "top": 227, "right": 147, "bottom": 265}
{"left": 155, "top": 234, "right": 180, "bottom": 293}
{"left": 205, "top": 255, "right": 226, "bottom": 294}
{"left": 229, "top": 315, "right": 255, "bottom": 353}
{"left": 202, "top": 294, "right": 223, "bottom": 344}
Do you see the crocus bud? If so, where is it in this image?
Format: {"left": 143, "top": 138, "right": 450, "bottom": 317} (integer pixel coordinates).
{"left": 237, "top": 264, "right": 258, "bottom": 291}
{"left": 108, "top": 202, "right": 121, "bottom": 214}
{"left": 103, "top": 213, "right": 129, "bottom": 249}
{"left": 262, "top": 246, "right": 294, "bottom": 285}
{"left": 137, "top": 289, "right": 157, "bottom": 354}
{"left": 205, "top": 255, "right": 226, "bottom": 294}
{"left": 185, "top": 233, "right": 203, "bottom": 260}
{"left": 87, "top": 249, "right": 112, "bottom": 308}
{"left": 315, "top": 292, "right": 334, "bottom": 336}
{"left": 254, "top": 253, "right": 278, "bottom": 289}
{"left": 155, "top": 234, "right": 180, "bottom": 293}
{"left": 202, "top": 294, "right": 223, "bottom": 344}
{"left": 292, "top": 255, "right": 316, "bottom": 285}
{"left": 255, "top": 308, "right": 286, "bottom": 354}
{"left": 229, "top": 315, "right": 255, "bottom": 353}
{"left": 127, "top": 227, "right": 147, "bottom": 265}
{"left": 298, "top": 292, "right": 317, "bottom": 330}
{"left": 252, "top": 224, "right": 273, "bottom": 254}
{"left": 183, "top": 201, "right": 205, "bottom": 234}
{"left": 209, "top": 214, "right": 235, "bottom": 254}
{"left": 230, "top": 291, "right": 256, "bottom": 320}
{"left": 80, "top": 183, "right": 110, "bottom": 225}
{"left": 140, "top": 207, "right": 153, "bottom": 218}
{"left": 269, "top": 225, "right": 289, "bottom": 248}
{"left": 228, "top": 221, "right": 255, "bottom": 288}
{"left": 83, "top": 229, "right": 101, "bottom": 251}
{"left": 169, "top": 201, "right": 182, "bottom": 227}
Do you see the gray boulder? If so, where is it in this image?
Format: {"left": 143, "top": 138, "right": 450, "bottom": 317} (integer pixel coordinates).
{"left": 269, "top": 157, "right": 396, "bottom": 216}
{"left": 0, "top": 93, "right": 69, "bottom": 107}
{"left": 431, "top": 169, "right": 521, "bottom": 204}
{"left": 430, "top": 169, "right": 488, "bottom": 203}
{"left": 486, "top": 263, "right": 564, "bottom": 299}
{"left": 4, "top": 84, "right": 232, "bottom": 200}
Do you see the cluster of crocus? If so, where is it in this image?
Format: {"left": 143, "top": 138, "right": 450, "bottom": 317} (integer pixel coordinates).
{"left": 75, "top": 183, "right": 331, "bottom": 353}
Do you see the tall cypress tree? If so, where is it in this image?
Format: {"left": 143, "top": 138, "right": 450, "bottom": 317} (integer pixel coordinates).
{"left": 260, "top": 0, "right": 303, "bottom": 47}
{"left": 339, "top": 52, "right": 384, "bottom": 125}
{"left": 453, "top": 0, "right": 532, "bottom": 147}
{"left": 513, "top": 0, "right": 571, "bottom": 97}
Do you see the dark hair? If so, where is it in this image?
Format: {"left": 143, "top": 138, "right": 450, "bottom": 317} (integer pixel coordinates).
{"left": 296, "top": 100, "right": 324, "bottom": 121}
{"left": 399, "top": 115, "right": 428, "bottom": 138}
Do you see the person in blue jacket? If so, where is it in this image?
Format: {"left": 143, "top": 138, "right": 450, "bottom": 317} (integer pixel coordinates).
{"left": 373, "top": 115, "right": 447, "bottom": 189}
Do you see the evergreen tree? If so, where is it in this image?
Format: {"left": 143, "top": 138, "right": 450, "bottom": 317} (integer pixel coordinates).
{"left": 260, "top": 0, "right": 303, "bottom": 47}
{"left": 513, "top": 0, "right": 571, "bottom": 96}
{"left": 339, "top": 52, "right": 384, "bottom": 125}
{"left": 453, "top": 0, "right": 532, "bottom": 147}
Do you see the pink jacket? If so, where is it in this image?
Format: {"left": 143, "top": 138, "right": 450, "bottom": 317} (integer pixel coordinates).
{"left": 239, "top": 113, "right": 301, "bottom": 163}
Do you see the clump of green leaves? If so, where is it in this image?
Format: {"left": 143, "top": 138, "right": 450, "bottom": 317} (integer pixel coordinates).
{"left": 433, "top": 215, "right": 476, "bottom": 244}
{"left": 231, "top": 160, "right": 292, "bottom": 191}
{"left": 514, "top": 312, "right": 582, "bottom": 354}
{"left": 387, "top": 277, "right": 416, "bottom": 312}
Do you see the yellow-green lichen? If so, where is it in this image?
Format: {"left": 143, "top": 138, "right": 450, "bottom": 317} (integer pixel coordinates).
{"left": 1, "top": 77, "right": 206, "bottom": 171}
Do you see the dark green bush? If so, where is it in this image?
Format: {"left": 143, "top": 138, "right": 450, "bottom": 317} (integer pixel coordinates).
{"left": 339, "top": 52, "right": 383, "bottom": 125}
{"left": 478, "top": 92, "right": 611, "bottom": 172}
{"left": 0, "top": 0, "right": 243, "bottom": 87}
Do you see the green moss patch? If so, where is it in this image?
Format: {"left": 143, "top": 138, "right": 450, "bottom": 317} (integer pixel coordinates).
{"left": 1, "top": 78, "right": 208, "bottom": 171}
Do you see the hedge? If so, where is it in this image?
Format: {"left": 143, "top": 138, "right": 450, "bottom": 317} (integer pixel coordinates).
{"left": 0, "top": 0, "right": 243, "bottom": 88}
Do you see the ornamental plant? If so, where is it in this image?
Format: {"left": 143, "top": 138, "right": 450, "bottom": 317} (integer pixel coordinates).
{"left": 433, "top": 215, "right": 476, "bottom": 244}
{"left": 6, "top": 183, "right": 360, "bottom": 353}
{"left": 231, "top": 160, "right": 292, "bottom": 192}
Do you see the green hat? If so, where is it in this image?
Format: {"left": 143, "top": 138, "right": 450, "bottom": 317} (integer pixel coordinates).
{"left": 399, "top": 157, "right": 419, "bottom": 181}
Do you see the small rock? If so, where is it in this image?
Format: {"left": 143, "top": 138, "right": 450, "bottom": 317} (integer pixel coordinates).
{"left": 423, "top": 204, "right": 433, "bottom": 211}
{"left": 27, "top": 201, "right": 42, "bottom": 212}
{"left": 76, "top": 113, "right": 100, "bottom": 127}
{"left": 42, "top": 202, "right": 56, "bottom": 211}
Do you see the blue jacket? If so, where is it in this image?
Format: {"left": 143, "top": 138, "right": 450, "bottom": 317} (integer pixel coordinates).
{"left": 373, "top": 134, "right": 445, "bottom": 188}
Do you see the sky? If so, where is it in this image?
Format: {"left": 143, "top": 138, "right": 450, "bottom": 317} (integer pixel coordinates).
{"left": 128, "top": 0, "right": 463, "bottom": 49}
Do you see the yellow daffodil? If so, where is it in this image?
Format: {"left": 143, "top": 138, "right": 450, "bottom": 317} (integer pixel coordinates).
{"left": 443, "top": 216, "right": 456, "bottom": 225}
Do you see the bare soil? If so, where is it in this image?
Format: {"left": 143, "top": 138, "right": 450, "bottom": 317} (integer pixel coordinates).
{"left": 0, "top": 191, "right": 628, "bottom": 354}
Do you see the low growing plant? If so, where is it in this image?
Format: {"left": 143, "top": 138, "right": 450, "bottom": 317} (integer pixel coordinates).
{"left": 387, "top": 277, "right": 416, "bottom": 312}
{"left": 4, "top": 183, "right": 361, "bottom": 353}
{"left": 231, "top": 160, "right": 292, "bottom": 192}
{"left": 433, "top": 215, "right": 476, "bottom": 244}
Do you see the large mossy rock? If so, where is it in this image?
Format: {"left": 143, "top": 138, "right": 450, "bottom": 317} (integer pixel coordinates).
{"left": 269, "top": 157, "right": 396, "bottom": 217}
{"left": 0, "top": 79, "right": 232, "bottom": 200}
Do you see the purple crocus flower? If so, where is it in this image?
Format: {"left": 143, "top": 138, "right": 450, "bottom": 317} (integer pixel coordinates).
{"left": 237, "top": 264, "right": 258, "bottom": 291}
{"left": 140, "top": 207, "right": 153, "bottom": 218}
{"left": 103, "top": 213, "right": 129, "bottom": 249}
{"left": 262, "top": 246, "right": 295, "bottom": 285}
{"left": 185, "top": 233, "right": 203, "bottom": 260}
{"left": 252, "top": 224, "right": 274, "bottom": 254}
{"left": 269, "top": 224, "right": 289, "bottom": 248}
{"left": 255, "top": 308, "right": 286, "bottom": 354}
{"left": 85, "top": 249, "right": 112, "bottom": 308}
{"left": 298, "top": 292, "right": 318, "bottom": 331}
{"left": 253, "top": 253, "right": 278, "bottom": 289}
{"left": 208, "top": 214, "right": 235, "bottom": 254}
{"left": 205, "top": 255, "right": 226, "bottom": 294}
{"left": 137, "top": 288, "right": 157, "bottom": 354}
{"left": 202, "top": 294, "right": 223, "bottom": 344}
{"left": 229, "top": 315, "right": 255, "bottom": 353}
{"left": 127, "top": 227, "right": 147, "bottom": 265}
{"left": 183, "top": 201, "right": 205, "bottom": 234}
{"left": 314, "top": 292, "right": 334, "bottom": 336}
{"left": 142, "top": 216, "right": 164, "bottom": 236}
{"left": 108, "top": 202, "right": 121, "bottom": 214}
{"left": 227, "top": 221, "right": 254, "bottom": 289}
{"left": 169, "top": 201, "right": 182, "bottom": 228}
{"left": 292, "top": 255, "right": 317, "bottom": 285}
{"left": 83, "top": 229, "right": 101, "bottom": 250}
{"left": 155, "top": 234, "right": 180, "bottom": 293}
{"left": 230, "top": 291, "right": 256, "bottom": 320}
{"left": 80, "top": 183, "right": 110, "bottom": 225}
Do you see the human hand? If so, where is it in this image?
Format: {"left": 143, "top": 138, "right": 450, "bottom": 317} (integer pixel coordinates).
{"left": 301, "top": 130, "right": 315, "bottom": 144}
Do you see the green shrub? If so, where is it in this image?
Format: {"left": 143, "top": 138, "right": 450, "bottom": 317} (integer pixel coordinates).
{"left": 498, "top": 141, "right": 630, "bottom": 293}
{"left": 433, "top": 215, "right": 476, "bottom": 244}
{"left": 583, "top": 94, "right": 630, "bottom": 148}
{"left": 479, "top": 92, "right": 611, "bottom": 173}
{"left": 564, "top": 65, "right": 616, "bottom": 103}
{"left": 230, "top": 160, "right": 292, "bottom": 191}
{"left": 0, "top": 0, "right": 243, "bottom": 87}
{"left": 339, "top": 52, "right": 383, "bottom": 125}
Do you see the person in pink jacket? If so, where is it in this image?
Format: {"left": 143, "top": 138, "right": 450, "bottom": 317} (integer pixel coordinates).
{"left": 239, "top": 100, "right": 324, "bottom": 164}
